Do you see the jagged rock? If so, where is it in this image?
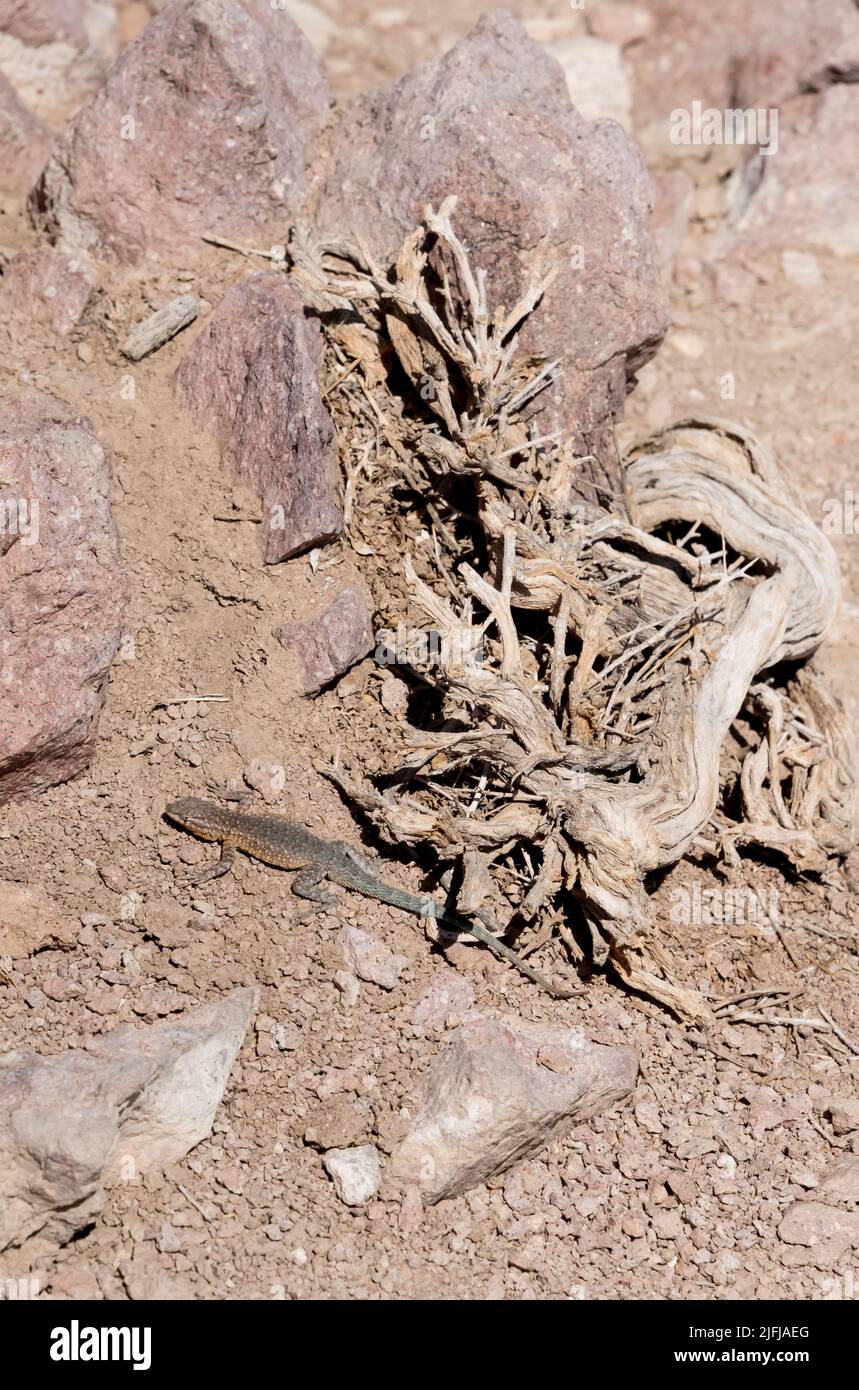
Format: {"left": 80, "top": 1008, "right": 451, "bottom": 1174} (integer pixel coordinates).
{"left": 390, "top": 1015, "right": 638, "bottom": 1201}
{"left": 0, "top": 987, "right": 257, "bottom": 1252}
{"left": 0, "top": 390, "right": 128, "bottom": 805}
{"left": 336, "top": 924, "right": 408, "bottom": 991}
{"left": 274, "top": 584, "right": 374, "bottom": 694}
{"left": 323, "top": 1145, "right": 381, "bottom": 1206}
{"left": 175, "top": 271, "right": 342, "bottom": 562}
{"left": 29, "top": 0, "right": 332, "bottom": 262}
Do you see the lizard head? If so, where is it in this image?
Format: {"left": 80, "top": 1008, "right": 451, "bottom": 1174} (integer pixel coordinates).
{"left": 164, "top": 797, "right": 223, "bottom": 841}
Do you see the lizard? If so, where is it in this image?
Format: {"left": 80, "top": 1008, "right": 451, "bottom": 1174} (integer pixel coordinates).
{"left": 164, "top": 796, "right": 577, "bottom": 999}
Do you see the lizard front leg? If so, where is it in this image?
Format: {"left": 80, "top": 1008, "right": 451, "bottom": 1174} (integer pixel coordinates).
{"left": 182, "top": 843, "right": 237, "bottom": 885}
{"left": 291, "top": 864, "right": 338, "bottom": 918}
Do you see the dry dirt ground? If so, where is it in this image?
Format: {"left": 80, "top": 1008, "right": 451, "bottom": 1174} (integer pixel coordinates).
{"left": 0, "top": 0, "right": 857, "bottom": 1301}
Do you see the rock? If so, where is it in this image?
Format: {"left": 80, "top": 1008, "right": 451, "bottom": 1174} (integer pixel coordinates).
{"left": 0, "top": 881, "right": 76, "bottom": 957}
{"left": 0, "top": 987, "right": 257, "bottom": 1252}
{"left": 0, "top": 72, "right": 51, "bottom": 194}
{"left": 0, "top": 248, "right": 95, "bottom": 335}
{"left": 826, "top": 1098, "right": 859, "bottom": 1136}
{"left": 734, "top": 0, "right": 859, "bottom": 109}
{"left": 307, "top": 11, "right": 667, "bottom": 495}
{"left": 778, "top": 1201, "right": 859, "bottom": 1249}
{"left": 0, "top": 0, "right": 118, "bottom": 126}
{"left": 390, "top": 1015, "right": 638, "bottom": 1201}
{"left": 122, "top": 294, "right": 201, "bottom": 360}
{"left": 275, "top": 584, "right": 374, "bottom": 695}
{"left": 410, "top": 975, "right": 475, "bottom": 1030}
{"left": 632, "top": 0, "right": 752, "bottom": 155}
{"left": 282, "top": 0, "right": 337, "bottom": 55}
{"left": 322, "top": 1144, "right": 381, "bottom": 1206}
{"left": 588, "top": 1, "right": 653, "bottom": 47}
{"left": 781, "top": 249, "right": 824, "bottom": 289}
{"left": 333, "top": 969, "right": 360, "bottom": 1007}
{"left": 728, "top": 87, "right": 859, "bottom": 260}
{"left": 175, "top": 272, "right": 341, "bottom": 562}
{"left": 378, "top": 674, "right": 409, "bottom": 718}
{"left": 0, "top": 390, "right": 128, "bottom": 805}
{"left": 650, "top": 169, "right": 694, "bottom": 277}
{"left": 546, "top": 36, "right": 632, "bottom": 130}
{"left": 817, "top": 1154, "right": 859, "bottom": 1204}
{"left": 29, "top": 0, "right": 332, "bottom": 263}
{"left": 119, "top": 1256, "right": 196, "bottom": 1301}
{"left": 243, "top": 758, "right": 285, "bottom": 803}
{"left": 304, "top": 1096, "right": 372, "bottom": 1150}
{"left": 337, "top": 924, "right": 408, "bottom": 991}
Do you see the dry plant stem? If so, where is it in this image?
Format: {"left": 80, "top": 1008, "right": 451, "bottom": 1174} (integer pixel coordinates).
{"left": 297, "top": 203, "right": 854, "bottom": 1020}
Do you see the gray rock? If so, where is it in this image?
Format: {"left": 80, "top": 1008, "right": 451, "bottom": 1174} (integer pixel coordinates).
{"left": 29, "top": 0, "right": 332, "bottom": 263}
{"left": 0, "top": 390, "right": 128, "bottom": 805}
{"left": 323, "top": 1144, "right": 381, "bottom": 1206}
{"left": 274, "top": 584, "right": 373, "bottom": 694}
{"left": 307, "top": 11, "right": 667, "bottom": 496}
{"left": 0, "top": 987, "right": 257, "bottom": 1252}
{"left": 175, "top": 271, "right": 342, "bottom": 563}
{"left": 390, "top": 1015, "right": 638, "bottom": 1201}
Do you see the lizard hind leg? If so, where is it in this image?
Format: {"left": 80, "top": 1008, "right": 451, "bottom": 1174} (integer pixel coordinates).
{"left": 291, "top": 865, "right": 339, "bottom": 919}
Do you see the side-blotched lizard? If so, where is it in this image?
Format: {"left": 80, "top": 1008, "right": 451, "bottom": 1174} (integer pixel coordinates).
{"left": 164, "top": 796, "right": 576, "bottom": 998}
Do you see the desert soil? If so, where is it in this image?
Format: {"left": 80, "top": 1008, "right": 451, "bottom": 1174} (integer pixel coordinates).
{"left": 0, "top": 0, "right": 857, "bottom": 1301}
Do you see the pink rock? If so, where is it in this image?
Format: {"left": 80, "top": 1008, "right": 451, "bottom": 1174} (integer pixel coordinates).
{"left": 0, "top": 0, "right": 118, "bottom": 126}
{"left": 826, "top": 1098, "right": 859, "bottom": 1137}
{"left": 274, "top": 584, "right": 373, "bottom": 695}
{"left": 0, "top": 390, "right": 128, "bottom": 804}
{"left": 390, "top": 1015, "right": 638, "bottom": 1201}
{"left": 726, "top": 87, "right": 859, "bottom": 260}
{"left": 175, "top": 271, "right": 342, "bottom": 562}
{"left": 337, "top": 924, "right": 408, "bottom": 991}
{"left": 29, "top": 0, "right": 332, "bottom": 262}
{"left": 817, "top": 1154, "right": 859, "bottom": 1204}
{"left": 649, "top": 168, "right": 694, "bottom": 277}
{"left": 0, "top": 73, "right": 51, "bottom": 194}
{"left": 410, "top": 975, "right": 475, "bottom": 1030}
{"left": 632, "top": 0, "right": 752, "bottom": 136}
{"left": 307, "top": 11, "right": 667, "bottom": 494}
{"left": 0, "top": 248, "right": 95, "bottom": 334}
{"left": 735, "top": 0, "right": 859, "bottom": 108}
{"left": 588, "top": 1, "right": 653, "bottom": 47}
{"left": 0, "top": 881, "right": 77, "bottom": 957}
{"left": 778, "top": 1201, "right": 859, "bottom": 1250}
